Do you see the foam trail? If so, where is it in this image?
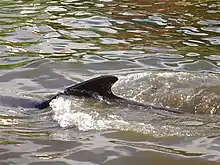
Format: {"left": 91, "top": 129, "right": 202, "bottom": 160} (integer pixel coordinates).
{"left": 50, "top": 97, "right": 130, "bottom": 131}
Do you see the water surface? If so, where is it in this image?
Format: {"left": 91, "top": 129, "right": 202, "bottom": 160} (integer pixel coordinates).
{"left": 0, "top": 0, "right": 220, "bottom": 164}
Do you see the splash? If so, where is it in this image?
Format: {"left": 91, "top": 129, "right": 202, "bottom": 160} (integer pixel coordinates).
{"left": 49, "top": 72, "right": 220, "bottom": 137}
{"left": 50, "top": 97, "right": 130, "bottom": 131}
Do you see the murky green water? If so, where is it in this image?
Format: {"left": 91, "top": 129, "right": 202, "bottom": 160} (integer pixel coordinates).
{"left": 0, "top": 0, "right": 220, "bottom": 164}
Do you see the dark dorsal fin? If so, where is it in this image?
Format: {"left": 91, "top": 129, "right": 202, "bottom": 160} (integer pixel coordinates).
{"left": 63, "top": 75, "right": 119, "bottom": 99}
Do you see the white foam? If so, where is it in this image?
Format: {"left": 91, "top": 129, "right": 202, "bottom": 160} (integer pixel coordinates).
{"left": 50, "top": 97, "right": 130, "bottom": 131}
{"left": 50, "top": 97, "right": 191, "bottom": 136}
{"left": 49, "top": 72, "right": 220, "bottom": 137}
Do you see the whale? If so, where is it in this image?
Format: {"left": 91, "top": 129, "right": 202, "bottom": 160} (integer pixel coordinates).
{"left": 0, "top": 75, "right": 183, "bottom": 114}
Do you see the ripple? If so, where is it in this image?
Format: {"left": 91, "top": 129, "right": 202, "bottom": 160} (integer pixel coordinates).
{"left": 100, "top": 38, "right": 129, "bottom": 44}
{"left": 203, "top": 36, "right": 220, "bottom": 45}
{"left": 178, "top": 26, "right": 208, "bottom": 36}
{"left": 202, "top": 27, "right": 220, "bottom": 33}
{"left": 198, "top": 20, "right": 220, "bottom": 25}
{"left": 133, "top": 14, "right": 169, "bottom": 26}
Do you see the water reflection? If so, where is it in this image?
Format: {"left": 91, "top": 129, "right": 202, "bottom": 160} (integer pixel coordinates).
{"left": 0, "top": 0, "right": 219, "bottom": 65}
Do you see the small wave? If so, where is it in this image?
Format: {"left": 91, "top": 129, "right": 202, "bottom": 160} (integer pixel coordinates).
{"left": 114, "top": 71, "right": 220, "bottom": 114}
{"left": 49, "top": 72, "right": 220, "bottom": 137}
{"left": 49, "top": 96, "right": 220, "bottom": 137}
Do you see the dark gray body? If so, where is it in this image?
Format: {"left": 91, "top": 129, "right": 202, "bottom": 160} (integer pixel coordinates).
{"left": 0, "top": 75, "right": 183, "bottom": 114}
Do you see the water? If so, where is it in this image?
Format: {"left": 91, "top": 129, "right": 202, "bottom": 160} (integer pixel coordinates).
{"left": 0, "top": 0, "right": 220, "bottom": 164}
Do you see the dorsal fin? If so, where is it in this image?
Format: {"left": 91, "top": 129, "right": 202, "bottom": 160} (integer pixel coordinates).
{"left": 63, "top": 75, "right": 119, "bottom": 99}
